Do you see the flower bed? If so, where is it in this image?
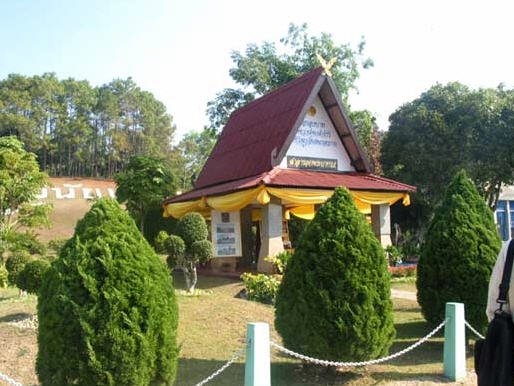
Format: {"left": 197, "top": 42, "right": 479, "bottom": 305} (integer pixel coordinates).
{"left": 389, "top": 264, "right": 417, "bottom": 278}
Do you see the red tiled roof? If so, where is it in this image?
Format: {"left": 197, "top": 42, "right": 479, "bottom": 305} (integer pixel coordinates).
{"left": 164, "top": 168, "right": 416, "bottom": 204}
{"left": 194, "top": 67, "right": 324, "bottom": 189}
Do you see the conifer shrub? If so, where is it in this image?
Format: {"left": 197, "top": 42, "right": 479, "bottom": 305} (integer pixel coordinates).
{"left": 37, "top": 199, "right": 179, "bottom": 386}
{"left": 17, "top": 259, "right": 50, "bottom": 294}
{"left": 417, "top": 170, "right": 501, "bottom": 332}
{"left": 275, "top": 187, "right": 395, "bottom": 361}
{"left": 5, "top": 250, "right": 30, "bottom": 286}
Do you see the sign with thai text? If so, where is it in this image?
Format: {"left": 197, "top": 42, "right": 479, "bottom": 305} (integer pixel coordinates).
{"left": 211, "top": 211, "right": 242, "bottom": 257}
{"left": 287, "top": 156, "right": 338, "bottom": 171}
{"left": 280, "top": 96, "right": 355, "bottom": 172}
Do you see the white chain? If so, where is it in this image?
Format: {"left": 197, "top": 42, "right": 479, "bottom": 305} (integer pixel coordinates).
{"left": 0, "top": 371, "right": 22, "bottom": 386}
{"left": 465, "top": 320, "right": 485, "bottom": 340}
{"left": 193, "top": 346, "right": 245, "bottom": 386}
{"left": 270, "top": 318, "right": 448, "bottom": 367}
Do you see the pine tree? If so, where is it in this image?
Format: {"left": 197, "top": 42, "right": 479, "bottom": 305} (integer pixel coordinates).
{"left": 417, "top": 170, "right": 501, "bottom": 332}
{"left": 275, "top": 187, "right": 395, "bottom": 361}
{"left": 37, "top": 199, "right": 179, "bottom": 385}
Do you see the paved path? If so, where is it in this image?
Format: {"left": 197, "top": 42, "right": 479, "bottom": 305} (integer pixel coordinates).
{"left": 391, "top": 289, "right": 417, "bottom": 301}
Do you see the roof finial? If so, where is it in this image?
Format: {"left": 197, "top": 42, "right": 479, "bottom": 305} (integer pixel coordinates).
{"left": 316, "top": 53, "right": 337, "bottom": 77}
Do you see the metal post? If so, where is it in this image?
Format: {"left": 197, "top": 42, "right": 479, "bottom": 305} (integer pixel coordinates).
{"left": 443, "top": 302, "right": 466, "bottom": 380}
{"left": 244, "top": 322, "right": 271, "bottom": 386}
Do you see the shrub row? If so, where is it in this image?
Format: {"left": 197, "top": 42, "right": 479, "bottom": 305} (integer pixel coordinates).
{"left": 240, "top": 273, "right": 280, "bottom": 304}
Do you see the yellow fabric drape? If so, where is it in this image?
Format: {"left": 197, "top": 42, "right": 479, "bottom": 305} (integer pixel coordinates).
{"left": 163, "top": 197, "right": 206, "bottom": 218}
{"left": 206, "top": 185, "right": 268, "bottom": 212}
{"left": 163, "top": 186, "right": 411, "bottom": 219}
{"left": 289, "top": 204, "right": 316, "bottom": 220}
{"left": 266, "top": 187, "right": 334, "bottom": 205}
{"left": 351, "top": 191, "right": 410, "bottom": 209}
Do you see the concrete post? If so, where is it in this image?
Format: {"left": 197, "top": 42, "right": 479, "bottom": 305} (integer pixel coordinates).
{"left": 244, "top": 322, "right": 271, "bottom": 386}
{"left": 371, "top": 204, "right": 392, "bottom": 247}
{"left": 443, "top": 302, "right": 466, "bottom": 381}
{"left": 257, "top": 198, "right": 284, "bottom": 273}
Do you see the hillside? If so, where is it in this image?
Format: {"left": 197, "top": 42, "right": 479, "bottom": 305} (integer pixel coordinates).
{"left": 34, "top": 177, "right": 117, "bottom": 243}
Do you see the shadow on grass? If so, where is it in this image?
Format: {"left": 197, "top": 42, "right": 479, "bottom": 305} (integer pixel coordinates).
{"left": 176, "top": 358, "right": 366, "bottom": 386}
{"left": 176, "top": 357, "right": 455, "bottom": 385}
{"left": 0, "top": 312, "right": 33, "bottom": 323}
{"left": 171, "top": 271, "right": 240, "bottom": 292}
{"left": 370, "top": 371, "right": 454, "bottom": 384}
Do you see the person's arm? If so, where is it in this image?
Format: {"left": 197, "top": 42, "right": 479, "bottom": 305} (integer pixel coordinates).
{"left": 486, "top": 242, "right": 510, "bottom": 321}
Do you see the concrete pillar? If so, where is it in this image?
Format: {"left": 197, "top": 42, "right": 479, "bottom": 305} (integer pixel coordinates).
{"left": 257, "top": 198, "right": 284, "bottom": 273}
{"left": 371, "top": 204, "right": 392, "bottom": 247}
{"left": 443, "top": 302, "right": 466, "bottom": 380}
{"left": 244, "top": 323, "right": 271, "bottom": 386}
{"left": 240, "top": 208, "right": 254, "bottom": 266}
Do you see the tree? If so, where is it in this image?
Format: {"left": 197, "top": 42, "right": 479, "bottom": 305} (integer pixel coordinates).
{"left": 115, "top": 155, "right": 176, "bottom": 233}
{"left": 417, "top": 170, "right": 501, "bottom": 333}
{"left": 0, "top": 74, "right": 176, "bottom": 178}
{"left": 381, "top": 83, "right": 514, "bottom": 234}
{"left": 171, "top": 127, "right": 217, "bottom": 191}
{"left": 206, "top": 23, "right": 376, "bottom": 155}
{"left": 0, "top": 136, "right": 51, "bottom": 260}
{"left": 275, "top": 187, "right": 395, "bottom": 361}
{"left": 348, "top": 110, "right": 383, "bottom": 174}
{"left": 37, "top": 199, "right": 179, "bottom": 385}
{"left": 158, "top": 212, "right": 213, "bottom": 293}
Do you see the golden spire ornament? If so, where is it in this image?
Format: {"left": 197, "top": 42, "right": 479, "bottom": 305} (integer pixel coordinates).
{"left": 316, "top": 53, "right": 337, "bottom": 77}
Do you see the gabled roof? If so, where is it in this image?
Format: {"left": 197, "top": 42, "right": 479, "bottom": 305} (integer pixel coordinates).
{"left": 194, "top": 67, "right": 370, "bottom": 189}
{"left": 164, "top": 168, "right": 416, "bottom": 204}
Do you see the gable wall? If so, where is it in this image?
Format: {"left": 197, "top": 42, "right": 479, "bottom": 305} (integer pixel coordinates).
{"left": 279, "top": 95, "right": 355, "bottom": 172}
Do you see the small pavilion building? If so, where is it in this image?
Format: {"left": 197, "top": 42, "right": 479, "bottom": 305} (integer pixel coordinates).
{"left": 163, "top": 67, "right": 415, "bottom": 273}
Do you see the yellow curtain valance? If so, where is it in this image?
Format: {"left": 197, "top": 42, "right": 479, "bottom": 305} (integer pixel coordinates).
{"left": 163, "top": 185, "right": 410, "bottom": 219}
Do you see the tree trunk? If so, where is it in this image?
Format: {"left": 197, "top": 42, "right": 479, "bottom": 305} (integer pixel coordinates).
{"left": 190, "top": 265, "right": 198, "bottom": 293}
{"left": 182, "top": 266, "right": 191, "bottom": 292}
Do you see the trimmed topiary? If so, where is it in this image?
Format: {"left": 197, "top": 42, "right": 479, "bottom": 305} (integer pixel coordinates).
{"left": 5, "top": 250, "right": 30, "bottom": 286}
{"left": 37, "top": 199, "right": 179, "bottom": 386}
{"left": 165, "top": 235, "right": 186, "bottom": 270}
{"left": 275, "top": 187, "right": 395, "bottom": 361}
{"left": 176, "top": 212, "right": 208, "bottom": 248}
{"left": 17, "top": 259, "right": 50, "bottom": 294}
{"left": 163, "top": 212, "right": 213, "bottom": 293}
{"left": 417, "top": 170, "right": 501, "bottom": 332}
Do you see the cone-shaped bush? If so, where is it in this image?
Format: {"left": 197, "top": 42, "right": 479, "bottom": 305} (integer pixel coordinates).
{"left": 417, "top": 170, "right": 501, "bottom": 332}
{"left": 275, "top": 187, "right": 395, "bottom": 361}
{"left": 37, "top": 199, "right": 179, "bottom": 386}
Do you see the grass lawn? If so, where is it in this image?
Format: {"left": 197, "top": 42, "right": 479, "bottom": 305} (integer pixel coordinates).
{"left": 0, "top": 274, "right": 477, "bottom": 385}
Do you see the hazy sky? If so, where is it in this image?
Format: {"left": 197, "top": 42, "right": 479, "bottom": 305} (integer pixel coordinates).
{"left": 1, "top": 0, "right": 513, "bottom": 140}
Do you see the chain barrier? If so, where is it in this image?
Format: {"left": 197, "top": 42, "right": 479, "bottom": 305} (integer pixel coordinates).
{"left": 270, "top": 318, "right": 448, "bottom": 367}
{"left": 0, "top": 371, "right": 22, "bottom": 386}
{"left": 465, "top": 320, "right": 485, "bottom": 340}
{"left": 193, "top": 346, "right": 245, "bottom": 386}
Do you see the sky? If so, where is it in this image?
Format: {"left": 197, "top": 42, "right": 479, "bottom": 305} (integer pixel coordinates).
{"left": 1, "top": 0, "right": 513, "bottom": 141}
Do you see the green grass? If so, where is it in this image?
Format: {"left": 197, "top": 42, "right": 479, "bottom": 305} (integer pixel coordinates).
{"left": 0, "top": 274, "right": 477, "bottom": 385}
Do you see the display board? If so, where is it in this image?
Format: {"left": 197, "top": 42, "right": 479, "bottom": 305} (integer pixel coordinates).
{"left": 211, "top": 210, "right": 242, "bottom": 257}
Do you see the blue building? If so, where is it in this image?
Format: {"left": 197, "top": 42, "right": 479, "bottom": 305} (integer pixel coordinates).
{"left": 496, "top": 185, "right": 514, "bottom": 241}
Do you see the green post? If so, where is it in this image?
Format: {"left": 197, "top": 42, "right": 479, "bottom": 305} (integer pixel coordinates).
{"left": 244, "top": 322, "right": 271, "bottom": 386}
{"left": 443, "top": 302, "right": 466, "bottom": 380}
